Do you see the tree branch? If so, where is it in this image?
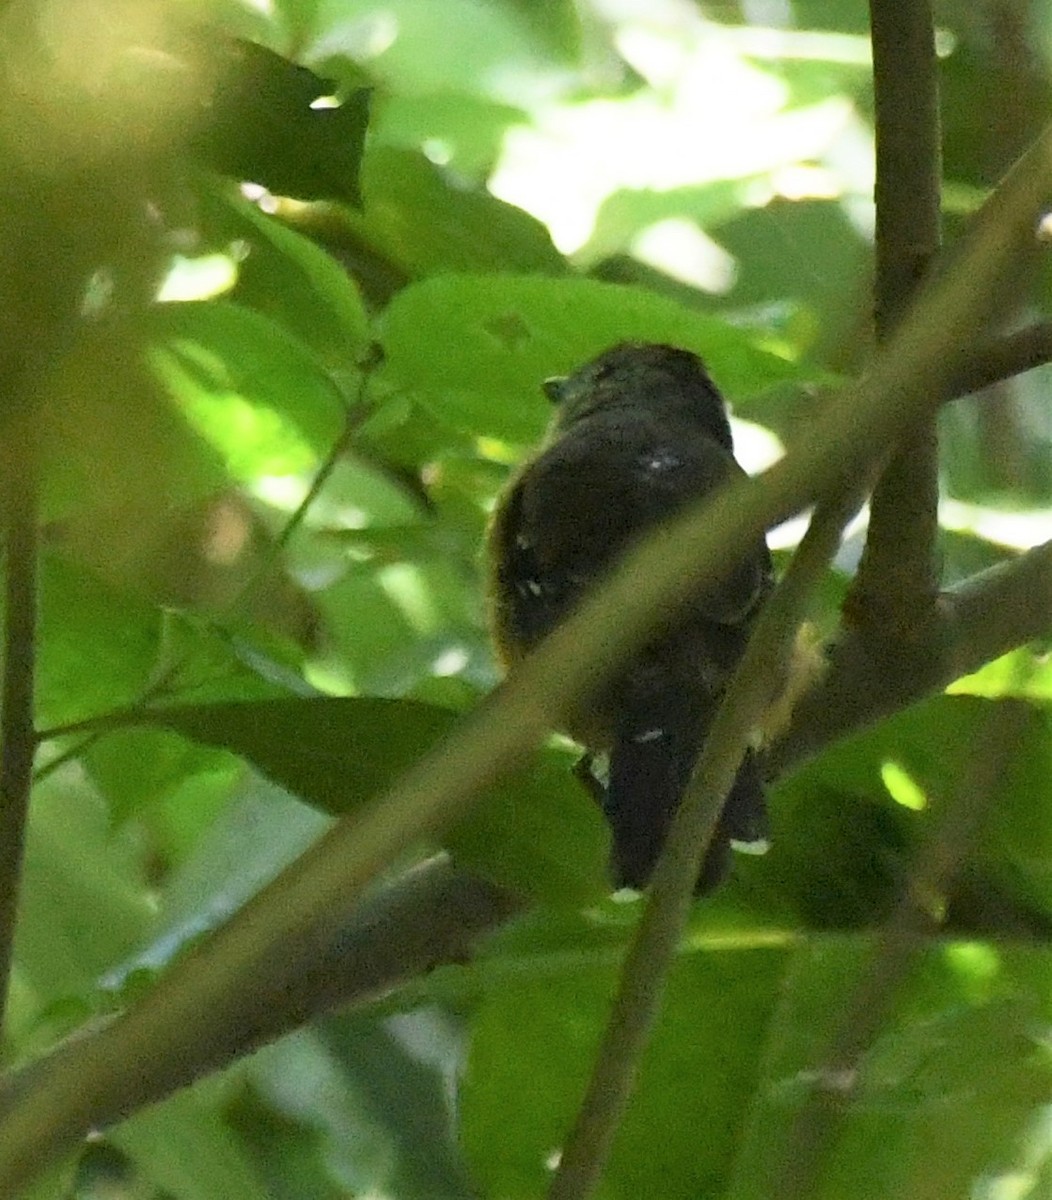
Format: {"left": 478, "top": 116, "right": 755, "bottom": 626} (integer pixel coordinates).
{"left": 768, "top": 537, "right": 1052, "bottom": 773}
{"left": 869, "top": 1, "right": 943, "bottom": 337}
{"left": 0, "top": 855, "right": 519, "bottom": 1131}
{"left": 846, "top": 0, "right": 942, "bottom": 637}
{"left": 943, "top": 320, "right": 1052, "bottom": 401}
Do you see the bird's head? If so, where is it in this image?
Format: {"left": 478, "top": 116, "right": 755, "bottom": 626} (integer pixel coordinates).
{"left": 541, "top": 342, "right": 735, "bottom": 451}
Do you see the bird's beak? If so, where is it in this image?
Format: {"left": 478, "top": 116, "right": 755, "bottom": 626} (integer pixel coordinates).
{"left": 542, "top": 376, "right": 568, "bottom": 403}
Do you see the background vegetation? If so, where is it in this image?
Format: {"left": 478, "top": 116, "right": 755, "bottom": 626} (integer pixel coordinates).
{"left": 1, "top": 0, "right": 1052, "bottom": 1196}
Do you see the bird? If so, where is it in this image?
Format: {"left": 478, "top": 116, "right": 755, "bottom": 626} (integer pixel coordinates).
{"left": 486, "top": 341, "right": 773, "bottom": 893}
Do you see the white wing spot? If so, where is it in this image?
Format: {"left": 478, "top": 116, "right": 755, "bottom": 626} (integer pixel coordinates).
{"left": 644, "top": 450, "right": 681, "bottom": 472}
{"left": 633, "top": 728, "right": 665, "bottom": 743}
{"left": 730, "top": 837, "right": 771, "bottom": 856}
{"left": 590, "top": 752, "right": 610, "bottom": 787}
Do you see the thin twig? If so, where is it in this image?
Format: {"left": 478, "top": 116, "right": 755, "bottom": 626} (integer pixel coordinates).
{"left": 0, "top": 418, "right": 39, "bottom": 1034}
{"left": 547, "top": 486, "right": 863, "bottom": 1200}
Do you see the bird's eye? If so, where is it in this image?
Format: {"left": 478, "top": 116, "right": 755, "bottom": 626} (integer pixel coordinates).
{"left": 542, "top": 376, "right": 568, "bottom": 403}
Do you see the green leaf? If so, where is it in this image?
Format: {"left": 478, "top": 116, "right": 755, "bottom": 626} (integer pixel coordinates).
{"left": 738, "top": 697, "right": 1052, "bottom": 936}
{"left": 110, "top": 1086, "right": 270, "bottom": 1200}
{"left": 201, "top": 183, "right": 369, "bottom": 366}
{"left": 311, "top": 566, "right": 429, "bottom": 694}
{"left": 380, "top": 273, "right": 808, "bottom": 442}
{"left": 16, "top": 1157, "right": 79, "bottom": 1200}
{"left": 140, "top": 697, "right": 607, "bottom": 904}
{"left": 149, "top": 300, "right": 346, "bottom": 473}
{"left": 461, "top": 946, "right": 788, "bottom": 1199}
{"left": 375, "top": 92, "right": 529, "bottom": 178}
{"left": 10, "top": 774, "right": 153, "bottom": 1038}
{"left": 725, "top": 939, "right": 1052, "bottom": 1200}
{"left": 84, "top": 729, "right": 235, "bottom": 826}
{"left": 936, "top": 526, "right": 1018, "bottom": 586}
{"left": 583, "top": 180, "right": 759, "bottom": 267}
{"left": 712, "top": 199, "right": 873, "bottom": 363}
{"left": 949, "top": 646, "right": 1052, "bottom": 703}
{"left": 112, "top": 779, "right": 331, "bottom": 986}
{"left": 306, "top": 0, "right": 564, "bottom": 99}
{"left": 499, "top": 0, "right": 582, "bottom": 60}
{"left": 163, "top": 778, "right": 331, "bottom": 927}
{"left": 249, "top": 1017, "right": 477, "bottom": 1198}
{"left": 39, "top": 320, "right": 226, "bottom": 526}
{"left": 348, "top": 147, "right": 566, "bottom": 281}
{"left": 454, "top": 745, "right": 608, "bottom": 905}
{"left": 33, "top": 553, "right": 161, "bottom": 730}
{"left": 148, "top": 696, "right": 449, "bottom": 810}
{"left": 298, "top": 454, "right": 426, "bottom": 530}
{"left": 940, "top": 381, "right": 1052, "bottom": 506}
{"left": 320, "top": 1013, "right": 476, "bottom": 1198}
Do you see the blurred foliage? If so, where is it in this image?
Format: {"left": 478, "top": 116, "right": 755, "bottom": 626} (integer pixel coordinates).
{"left": 1, "top": 0, "right": 1052, "bottom": 1197}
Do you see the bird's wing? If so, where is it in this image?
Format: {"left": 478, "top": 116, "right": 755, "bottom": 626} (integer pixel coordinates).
{"left": 509, "top": 414, "right": 770, "bottom": 630}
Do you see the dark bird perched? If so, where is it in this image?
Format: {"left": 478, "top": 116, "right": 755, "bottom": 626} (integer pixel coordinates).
{"left": 486, "top": 342, "right": 773, "bottom": 893}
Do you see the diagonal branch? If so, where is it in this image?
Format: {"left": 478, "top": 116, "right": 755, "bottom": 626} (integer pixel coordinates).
{"left": 0, "top": 854, "right": 520, "bottom": 1127}
{"left": 943, "top": 320, "right": 1052, "bottom": 401}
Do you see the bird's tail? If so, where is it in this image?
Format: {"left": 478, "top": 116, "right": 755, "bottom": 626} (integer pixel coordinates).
{"left": 604, "top": 706, "right": 767, "bottom": 894}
